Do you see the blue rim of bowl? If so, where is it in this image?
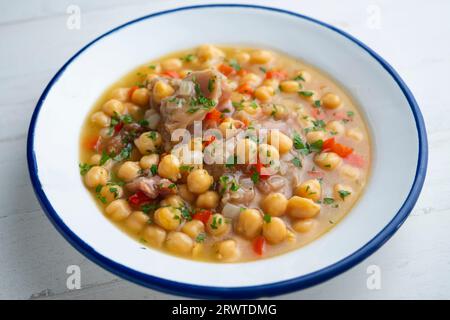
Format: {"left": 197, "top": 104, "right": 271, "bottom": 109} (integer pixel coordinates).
{"left": 27, "top": 4, "right": 428, "bottom": 299}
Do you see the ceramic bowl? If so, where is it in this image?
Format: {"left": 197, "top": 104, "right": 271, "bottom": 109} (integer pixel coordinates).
{"left": 27, "top": 4, "right": 427, "bottom": 298}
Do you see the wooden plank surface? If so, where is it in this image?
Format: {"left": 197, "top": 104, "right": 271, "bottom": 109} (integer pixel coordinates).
{"left": 0, "top": 0, "right": 448, "bottom": 299}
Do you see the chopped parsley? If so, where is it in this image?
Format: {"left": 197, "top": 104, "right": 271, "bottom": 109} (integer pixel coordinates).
{"left": 309, "top": 139, "right": 324, "bottom": 153}
{"left": 208, "top": 78, "right": 215, "bottom": 93}
{"left": 99, "top": 150, "right": 111, "bottom": 166}
{"left": 79, "top": 163, "right": 92, "bottom": 176}
{"left": 230, "top": 180, "right": 240, "bottom": 192}
{"left": 251, "top": 171, "right": 260, "bottom": 184}
{"left": 259, "top": 67, "right": 267, "bottom": 73}
{"left": 263, "top": 214, "right": 272, "bottom": 223}
{"left": 181, "top": 54, "right": 195, "bottom": 62}
{"left": 232, "top": 101, "right": 244, "bottom": 111}
{"left": 323, "top": 197, "right": 335, "bottom": 205}
{"left": 338, "top": 190, "right": 351, "bottom": 200}
{"left": 228, "top": 59, "right": 241, "bottom": 71}
{"left": 121, "top": 114, "right": 133, "bottom": 124}
{"left": 294, "top": 75, "right": 305, "bottom": 81}
{"left": 195, "top": 233, "right": 206, "bottom": 243}
{"left": 314, "top": 100, "right": 322, "bottom": 108}
{"left": 138, "top": 119, "right": 149, "bottom": 126}
{"left": 210, "top": 216, "right": 219, "bottom": 229}
{"left": 347, "top": 111, "right": 355, "bottom": 117}
{"left": 292, "top": 157, "right": 302, "bottom": 168}
{"left": 94, "top": 185, "right": 107, "bottom": 204}
{"left": 141, "top": 203, "right": 159, "bottom": 214}
{"left": 147, "top": 131, "right": 157, "bottom": 140}
{"left": 180, "top": 207, "right": 192, "bottom": 221}
{"left": 150, "top": 164, "right": 158, "bottom": 176}
{"left": 298, "top": 90, "right": 314, "bottom": 97}
{"left": 180, "top": 165, "right": 194, "bottom": 172}
{"left": 109, "top": 187, "right": 119, "bottom": 199}
{"left": 113, "top": 143, "right": 132, "bottom": 162}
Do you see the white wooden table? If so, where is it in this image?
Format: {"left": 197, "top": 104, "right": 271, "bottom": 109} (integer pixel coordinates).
{"left": 1, "top": 0, "right": 448, "bottom": 300}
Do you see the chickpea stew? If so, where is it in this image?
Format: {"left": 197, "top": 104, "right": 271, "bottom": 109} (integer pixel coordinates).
{"left": 79, "top": 45, "right": 370, "bottom": 262}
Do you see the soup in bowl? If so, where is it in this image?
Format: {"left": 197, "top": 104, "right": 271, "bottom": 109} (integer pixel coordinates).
{"left": 79, "top": 45, "right": 371, "bottom": 262}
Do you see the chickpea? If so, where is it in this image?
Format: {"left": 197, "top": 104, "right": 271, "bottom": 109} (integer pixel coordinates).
{"left": 131, "top": 88, "right": 150, "bottom": 107}
{"left": 125, "top": 102, "right": 143, "bottom": 119}
{"left": 139, "top": 154, "right": 160, "bottom": 170}
{"left": 165, "top": 231, "right": 194, "bottom": 255}
{"left": 254, "top": 86, "right": 274, "bottom": 102}
{"left": 215, "top": 239, "right": 240, "bottom": 262}
{"left": 294, "top": 179, "right": 321, "bottom": 202}
{"left": 196, "top": 44, "right": 225, "bottom": 62}
{"left": 233, "top": 51, "right": 250, "bottom": 64}
{"left": 346, "top": 128, "right": 363, "bottom": 142}
{"left": 321, "top": 93, "right": 341, "bottom": 109}
{"left": 261, "top": 193, "right": 288, "bottom": 217}
{"left": 152, "top": 81, "right": 174, "bottom": 103}
{"left": 280, "top": 80, "right": 300, "bottom": 93}
{"left": 89, "top": 154, "right": 101, "bottom": 165}
{"left": 262, "top": 103, "right": 287, "bottom": 120}
{"left": 240, "top": 101, "right": 260, "bottom": 115}
{"left": 117, "top": 161, "right": 141, "bottom": 182}
{"left": 178, "top": 69, "right": 192, "bottom": 77}
{"left": 326, "top": 120, "right": 345, "bottom": 136}
{"left": 263, "top": 79, "right": 280, "bottom": 90}
{"left": 109, "top": 87, "right": 130, "bottom": 101}
{"left": 206, "top": 213, "right": 230, "bottom": 237}
{"left": 334, "top": 184, "right": 353, "bottom": 201}
{"left": 134, "top": 131, "right": 162, "bottom": 155}
{"left": 158, "top": 154, "right": 181, "bottom": 181}
{"left": 142, "top": 225, "right": 166, "bottom": 247}
{"left": 161, "top": 58, "right": 182, "bottom": 71}
{"left": 314, "top": 152, "right": 342, "bottom": 170}
{"left": 182, "top": 220, "right": 205, "bottom": 239}
{"left": 102, "top": 99, "right": 125, "bottom": 116}
{"left": 263, "top": 217, "right": 287, "bottom": 244}
{"left": 154, "top": 207, "right": 182, "bottom": 231}
{"left": 124, "top": 211, "right": 150, "bottom": 233}
{"left": 105, "top": 199, "right": 131, "bottom": 221}
{"left": 258, "top": 143, "right": 279, "bottom": 166}
{"left": 235, "top": 138, "right": 257, "bottom": 164}
{"left": 173, "top": 185, "right": 194, "bottom": 205}
{"left": 196, "top": 191, "right": 219, "bottom": 209}
{"left": 146, "top": 73, "right": 160, "bottom": 82}
{"left": 219, "top": 120, "right": 238, "bottom": 138}
{"left": 90, "top": 111, "right": 111, "bottom": 128}
{"left": 306, "top": 130, "right": 326, "bottom": 144}
{"left": 236, "top": 209, "right": 263, "bottom": 239}
{"left": 250, "top": 50, "right": 273, "bottom": 64}
{"left": 267, "top": 131, "right": 293, "bottom": 154}
{"left": 159, "top": 195, "right": 184, "bottom": 208}
{"left": 294, "top": 70, "right": 312, "bottom": 82}
{"left": 84, "top": 166, "right": 108, "bottom": 188}
{"left": 292, "top": 218, "right": 317, "bottom": 233}
{"left": 239, "top": 73, "right": 261, "bottom": 87}
{"left": 100, "top": 184, "right": 123, "bottom": 203}
{"left": 187, "top": 169, "right": 213, "bottom": 194}
{"left": 340, "top": 165, "right": 360, "bottom": 181}
{"left": 286, "top": 196, "right": 320, "bottom": 219}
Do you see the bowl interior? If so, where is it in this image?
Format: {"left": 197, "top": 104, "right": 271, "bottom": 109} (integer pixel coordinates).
{"left": 30, "top": 6, "right": 421, "bottom": 290}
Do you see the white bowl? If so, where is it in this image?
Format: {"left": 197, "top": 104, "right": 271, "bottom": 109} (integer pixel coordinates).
{"left": 27, "top": 4, "right": 427, "bottom": 298}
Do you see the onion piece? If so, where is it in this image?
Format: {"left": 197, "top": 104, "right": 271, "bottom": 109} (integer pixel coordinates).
{"left": 222, "top": 202, "right": 242, "bottom": 220}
